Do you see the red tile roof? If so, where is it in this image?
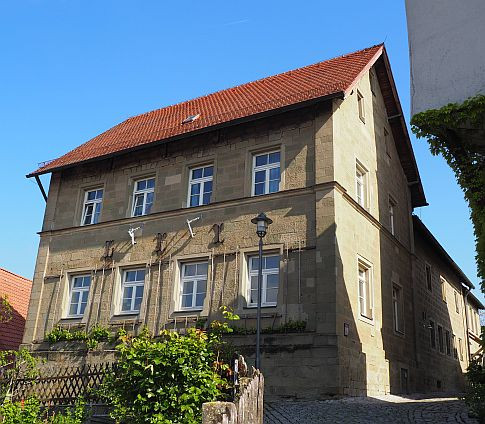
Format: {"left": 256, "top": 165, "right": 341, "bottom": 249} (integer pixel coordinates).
{"left": 29, "top": 45, "right": 384, "bottom": 176}
{"left": 0, "top": 268, "right": 32, "bottom": 351}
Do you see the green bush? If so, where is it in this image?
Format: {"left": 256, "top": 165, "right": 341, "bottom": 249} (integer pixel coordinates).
{"left": 45, "top": 325, "right": 114, "bottom": 349}
{"left": 100, "top": 327, "right": 227, "bottom": 424}
{"left": 464, "top": 360, "right": 485, "bottom": 423}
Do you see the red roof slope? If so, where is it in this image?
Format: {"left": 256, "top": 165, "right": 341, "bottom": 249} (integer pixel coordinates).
{"left": 0, "top": 268, "right": 32, "bottom": 351}
{"left": 29, "top": 45, "right": 383, "bottom": 176}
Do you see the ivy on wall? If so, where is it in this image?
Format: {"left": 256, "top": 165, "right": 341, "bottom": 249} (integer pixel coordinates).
{"left": 411, "top": 95, "right": 485, "bottom": 293}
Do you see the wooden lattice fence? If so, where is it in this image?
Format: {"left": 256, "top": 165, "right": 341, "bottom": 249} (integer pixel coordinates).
{"left": 11, "top": 362, "right": 114, "bottom": 407}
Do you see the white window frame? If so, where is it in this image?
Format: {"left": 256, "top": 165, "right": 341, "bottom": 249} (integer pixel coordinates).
{"left": 440, "top": 276, "right": 447, "bottom": 303}
{"left": 454, "top": 291, "right": 460, "bottom": 314}
{"left": 67, "top": 274, "right": 91, "bottom": 318}
{"left": 247, "top": 254, "right": 280, "bottom": 307}
{"left": 187, "top": 165, "right": 213, "bottom": 208}
{"left": 120, "top": 268, "right": 146, "bottom": 314}
{"left": 355, "top": 161, "right": 368, "bottom": 208}
{"left": 358, "top": 258, "right": 373, "bottom": 322}
{"left": 179, "top": 261, "right": 208, "bottom": 311}
{"left": 81, "top": 188, "right": 103, "bottom": 226}
{"left": 392, "top": 283, "right": 404, "bottom": 334}
{"left": 357, "top": 90, "right": 365, "bottom": 123}
{"left": 131, "top": 177, "right": 155, "bottom": 217}
{"left": 251, "top": 150, "right": 281, "bottom": 197}
{"left": 389, "top": 195, "right": 397, "bottom": 236}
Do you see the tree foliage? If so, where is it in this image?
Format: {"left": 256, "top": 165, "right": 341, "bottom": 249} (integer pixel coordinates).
{"left": 411, "top": 94, "right": 485, "bottom": 292}
{"left": 0, "top": 295, "right": 12, "bottom": 324}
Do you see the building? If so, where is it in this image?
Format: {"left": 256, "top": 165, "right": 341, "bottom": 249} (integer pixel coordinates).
{"left": 0, "top": 268, "right": 32, "bottom": 351}
{"left": 405, "top": 0, "right": 485, "bottom": 117}
{"left": 23, "top": 44, "right": 483, "bottom": 397}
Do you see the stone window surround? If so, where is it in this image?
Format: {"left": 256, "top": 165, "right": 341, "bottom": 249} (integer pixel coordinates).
{"left": 357, "top": 255, "right": 374, "bottom": 326}
{"left": 237, "top": 244, "right": 284, "bottom": 313}
{"left": 170, "top": 252, "right": 212, "bottom": 318}
{"left": 73, "top": 181, "right": 106, "bottom": 227}
{"left": 131, "top": 177, "right": 156, "bottom": 217}
{"left": 180, "top": 154, "right": 218, "bottom": 209}
{"left": 66, "top": 274, "right": 92, "bottom": 318}
{"left": 125, "top": 170, "right": 159, "bottom": 218}
{"left": 58, "top": 267, "right": 95, "bottom": 325}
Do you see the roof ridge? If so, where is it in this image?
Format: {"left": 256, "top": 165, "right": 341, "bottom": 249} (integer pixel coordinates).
{"left": 126, "top": 44, "right": 385, "bottom": 122}
{"left": 0, "top": 268, "right": 32, "bottom": 283}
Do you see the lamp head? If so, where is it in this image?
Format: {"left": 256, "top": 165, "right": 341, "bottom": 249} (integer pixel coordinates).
{"left": 251, "top": 212, "right": 273, "bottom": 238}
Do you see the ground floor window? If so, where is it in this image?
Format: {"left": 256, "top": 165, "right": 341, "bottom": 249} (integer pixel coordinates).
{"left": 392, "top": 284, "right": 404, "bottom": 334}
{"left": 121, "top": 269, "right": 146, "bottom": 313}
{"left": 68, "top": 275, "right": 91, "bottom": 317}
{"left": 358, "top": 260, "right": 373, "bottom": 320}
{"left": 180, "top": 262, "right": 208, "bottom": 310}
{"left": 248, "top": 254, "right": 279, "bottom": 307}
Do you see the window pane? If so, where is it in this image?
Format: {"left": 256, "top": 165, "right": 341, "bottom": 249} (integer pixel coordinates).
{"left": 146, "top": 192, "right": 154, "bottom": 204}
{"left": 125, "top": 271, "right": 137, "bottom": 282}
{"left": 192, "top": 168, "right": 203, "bottom": 179}
{"left": 87, "top": 191, "right": 96, "bottom": 201}
{"left": 183, "top": 281, "right": 194, "bottom": 295}
{"left": 250, "top": 288, "right": 259, "bottom": 304}
{"left": 135, "top": 285, "right": 144, "bottom": 299}
{"left": 83, "top": 204, "right": 94, "bottom": 225}
{"left": 196, "top": 279, "right": 207, "bottom": 294}
{"left": 134, "top": 205, "right": 143, "bottom": 216}
{"left": 203, "top": 180, "right": 212, "bottom": 194}
{"left": 203, "top": 166, "right": 213, "bottom": 177}
{"left": 181, "top": 294, "right": 192, "bottom": 308}
{"left": 136, "top": 180, "right": 146, "bottom": 191}
{"left": 82, "top": 276, "right": 91, "bottom": 287}
{"left": 191, "top": 183, "right": 201, "bottom": 195}
{"left": 265, "top": 256, "right": 279, "bottom": 270}
{"left": 195, "top": 293, "right": 205, "bottom": 307}
{"left": 79, "top": 302, "right": 87, "bottom": 315}
{"left": 202, "top": 193, "right": 211, "bottom": 205}
{"left": 196, "top": 263, "right": 208, "bottom": 276}
{"left": 250, "top": 275, "right": 258, "bottom": 290}
{"left": 135, "top": 270, "right": 146, "bottom": 281}
{"left": 269, "top": 152, "right": 280, "bottom": 164}
{"left": 269, "top": 180, "right": 279, "bottom": 193}
{"left": 255, "top": 154, "right": 268, "bottom": 167}
{"left": 73, "top": 278, "right": 83, "bottom": 288}
{"left": 269, "top": 167, "right": 280, "bottom": 180}
{"left": 184, "top": 264, "right": 196, "bottom": 277}
{"left": 190, "top": 195, "right": 200, "bottom": 207}
{"left": 250, "top": 257, "right": 260, "bottom": 271}
{"left": 122, "top": 298, "right": 132, "bottom": 312}
{"left": 96, "top": 189, "right": 103, "bottom": 199}
{"left": 254, "top": 170, "right": 266, "bottom": 184}
{"left": 123, "top": 286, "right": 133, "bottom": 299}
{"left": 71, "top": 291, "right": 80, "bottom": 304}
{"left": 266, "top": 288, "right": 278, "bottom": 304}
{"left": 146, "top": 178, "right": 155, "bottom": 189}
{"left": 69, "top": 303, "right": 78, "bottom": 316}
{"left": 266, "top": 273, "right": 279, "bottom": 289}
{"left": 81, "top": 291, "right": 89, "bottom": 303}
{"left": 133, "top": 296, "right": 142, "bottom": 312}
{"left": 254, "top": 183, "right": 265, "bottom": 196}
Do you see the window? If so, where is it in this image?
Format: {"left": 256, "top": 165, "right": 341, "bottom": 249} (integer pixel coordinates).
{"left": 454, "top": 291, "right": 460, "bottom": 314}
{"left": 429, "top": 320, "right": 436, "bottom": 349}
{"left": 248, "top": 254, "right": 279, "bottom": 307}
{"left": 252, "top": 151, "right": 280, "bottom": 196}
{"left": 67, "top": 275, "right": 91, "bottom": 317}
{"left": 355, "top": 162, "right": 367, "bottom": 208}
{"left": 132, "top": 178, "right": 155, "bottom": 217}
{"left": 120, "top": 269, "right": 145, "bottom": 314}
{"left": 452, "top": 334, "right": 458, "bottom": 358}
{"left": 425, "top": 263, "right": 432, "bottom": 291}
{"left": 180, "top": 262, "right": 208, "bottom": 310}
{"left": 188, "top": 165, "right": 213, "bottom": 207}
{"left": 445, "top": 330, "right": 451, "bottom": 355}
{"left": 440, "top": 277, "right": 447, "bottom": 302}
{"left": 384, "top": 128, "right": 391, "bottom": 159}
{"left": 358, "top": 262, "right": 373, "bottom": 320}
{"left": 438, "top": 325, "right": 444, "bottom": 353}
{"left": 458, "top": 338, "right": 463, "bottom": 361}
{"left": 357, "top": 90, "right": 365, "bottom": 123}
{"left": 81, "top": 189, "right": 103, "bottom": 225}
{"left": 370, "top": 69, "right": 377, "bottom": 96}
{"left": 392, "top": 284, "right": 404, "bottom": 334}
{"left": 389, "top": 196, "right": 397, "bottom": 236}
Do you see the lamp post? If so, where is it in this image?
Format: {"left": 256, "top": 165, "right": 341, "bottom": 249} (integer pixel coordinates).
{"left": 251, "top": 212, "right": 273, "bottom": 369}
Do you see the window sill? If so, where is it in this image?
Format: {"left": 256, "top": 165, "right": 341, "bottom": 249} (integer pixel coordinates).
{"left": 245, "top": 304, "right": 277, "bottom": 309}
{"left": 114, "top": 312, "right": 140, "bottom": 317}
{"left": 175, "top": 308, "right": 203, "bottom": 313}
{"left": 358, "top": 315, "right": 374, "bottom": 326}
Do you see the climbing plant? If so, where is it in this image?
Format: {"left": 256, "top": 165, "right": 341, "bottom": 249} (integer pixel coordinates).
{"left": 411, "top": 94, "right": 485, "bottom": 292}
{"left": 0, "top": 295, "right": 13, "bottom": 324}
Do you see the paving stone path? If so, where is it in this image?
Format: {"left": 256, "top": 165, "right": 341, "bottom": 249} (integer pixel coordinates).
{"left": 264, "top": 394, "right": 478, "bottom": 424}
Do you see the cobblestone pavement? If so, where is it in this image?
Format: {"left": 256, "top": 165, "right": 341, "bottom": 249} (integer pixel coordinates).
{"left": 264, "top": 394, "right": 478, "bottom": 424}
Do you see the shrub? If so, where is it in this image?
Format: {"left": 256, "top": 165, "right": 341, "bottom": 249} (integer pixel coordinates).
{"left": 100, "top": 327, "right": 227, "bottom": 424}
{"left": 464, "top": 359, "right": 485, "bottom": 423}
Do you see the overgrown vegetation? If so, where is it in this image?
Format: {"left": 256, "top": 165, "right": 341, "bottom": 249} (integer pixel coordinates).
{"left": 0, "top": 349, "right": 88, "bottom": 423}
{"left": 45, "top": 325, "right": 125, "bottom": 349}
{"left": 230, "top": 319, "right": 307, "bottom": 335}
{"left": 411, "top": 94, "right": 485, "bottom": 290}
{"left": 0, "top": 296, "right": 12, "bottom": 324}
{"left": 463, "top": 328, "right": 485, "bottom": 423}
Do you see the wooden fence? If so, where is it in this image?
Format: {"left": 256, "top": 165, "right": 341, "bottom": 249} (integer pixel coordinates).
{"left": 11, "top": 362, "right": 113, "bottom": 407}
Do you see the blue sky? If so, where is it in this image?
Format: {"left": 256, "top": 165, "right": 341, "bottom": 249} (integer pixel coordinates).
{"left": 0, "top": 1, "right": 483, "bottom": 304}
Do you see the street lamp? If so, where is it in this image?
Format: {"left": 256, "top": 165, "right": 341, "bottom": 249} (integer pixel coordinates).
{"left": 251, "top": 212, "right": 273, "bottom": 369}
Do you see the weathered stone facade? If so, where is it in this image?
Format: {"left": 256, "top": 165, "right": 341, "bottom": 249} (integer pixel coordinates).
{"left": 23, "top": 57, "right": 483, "bottom": 399}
